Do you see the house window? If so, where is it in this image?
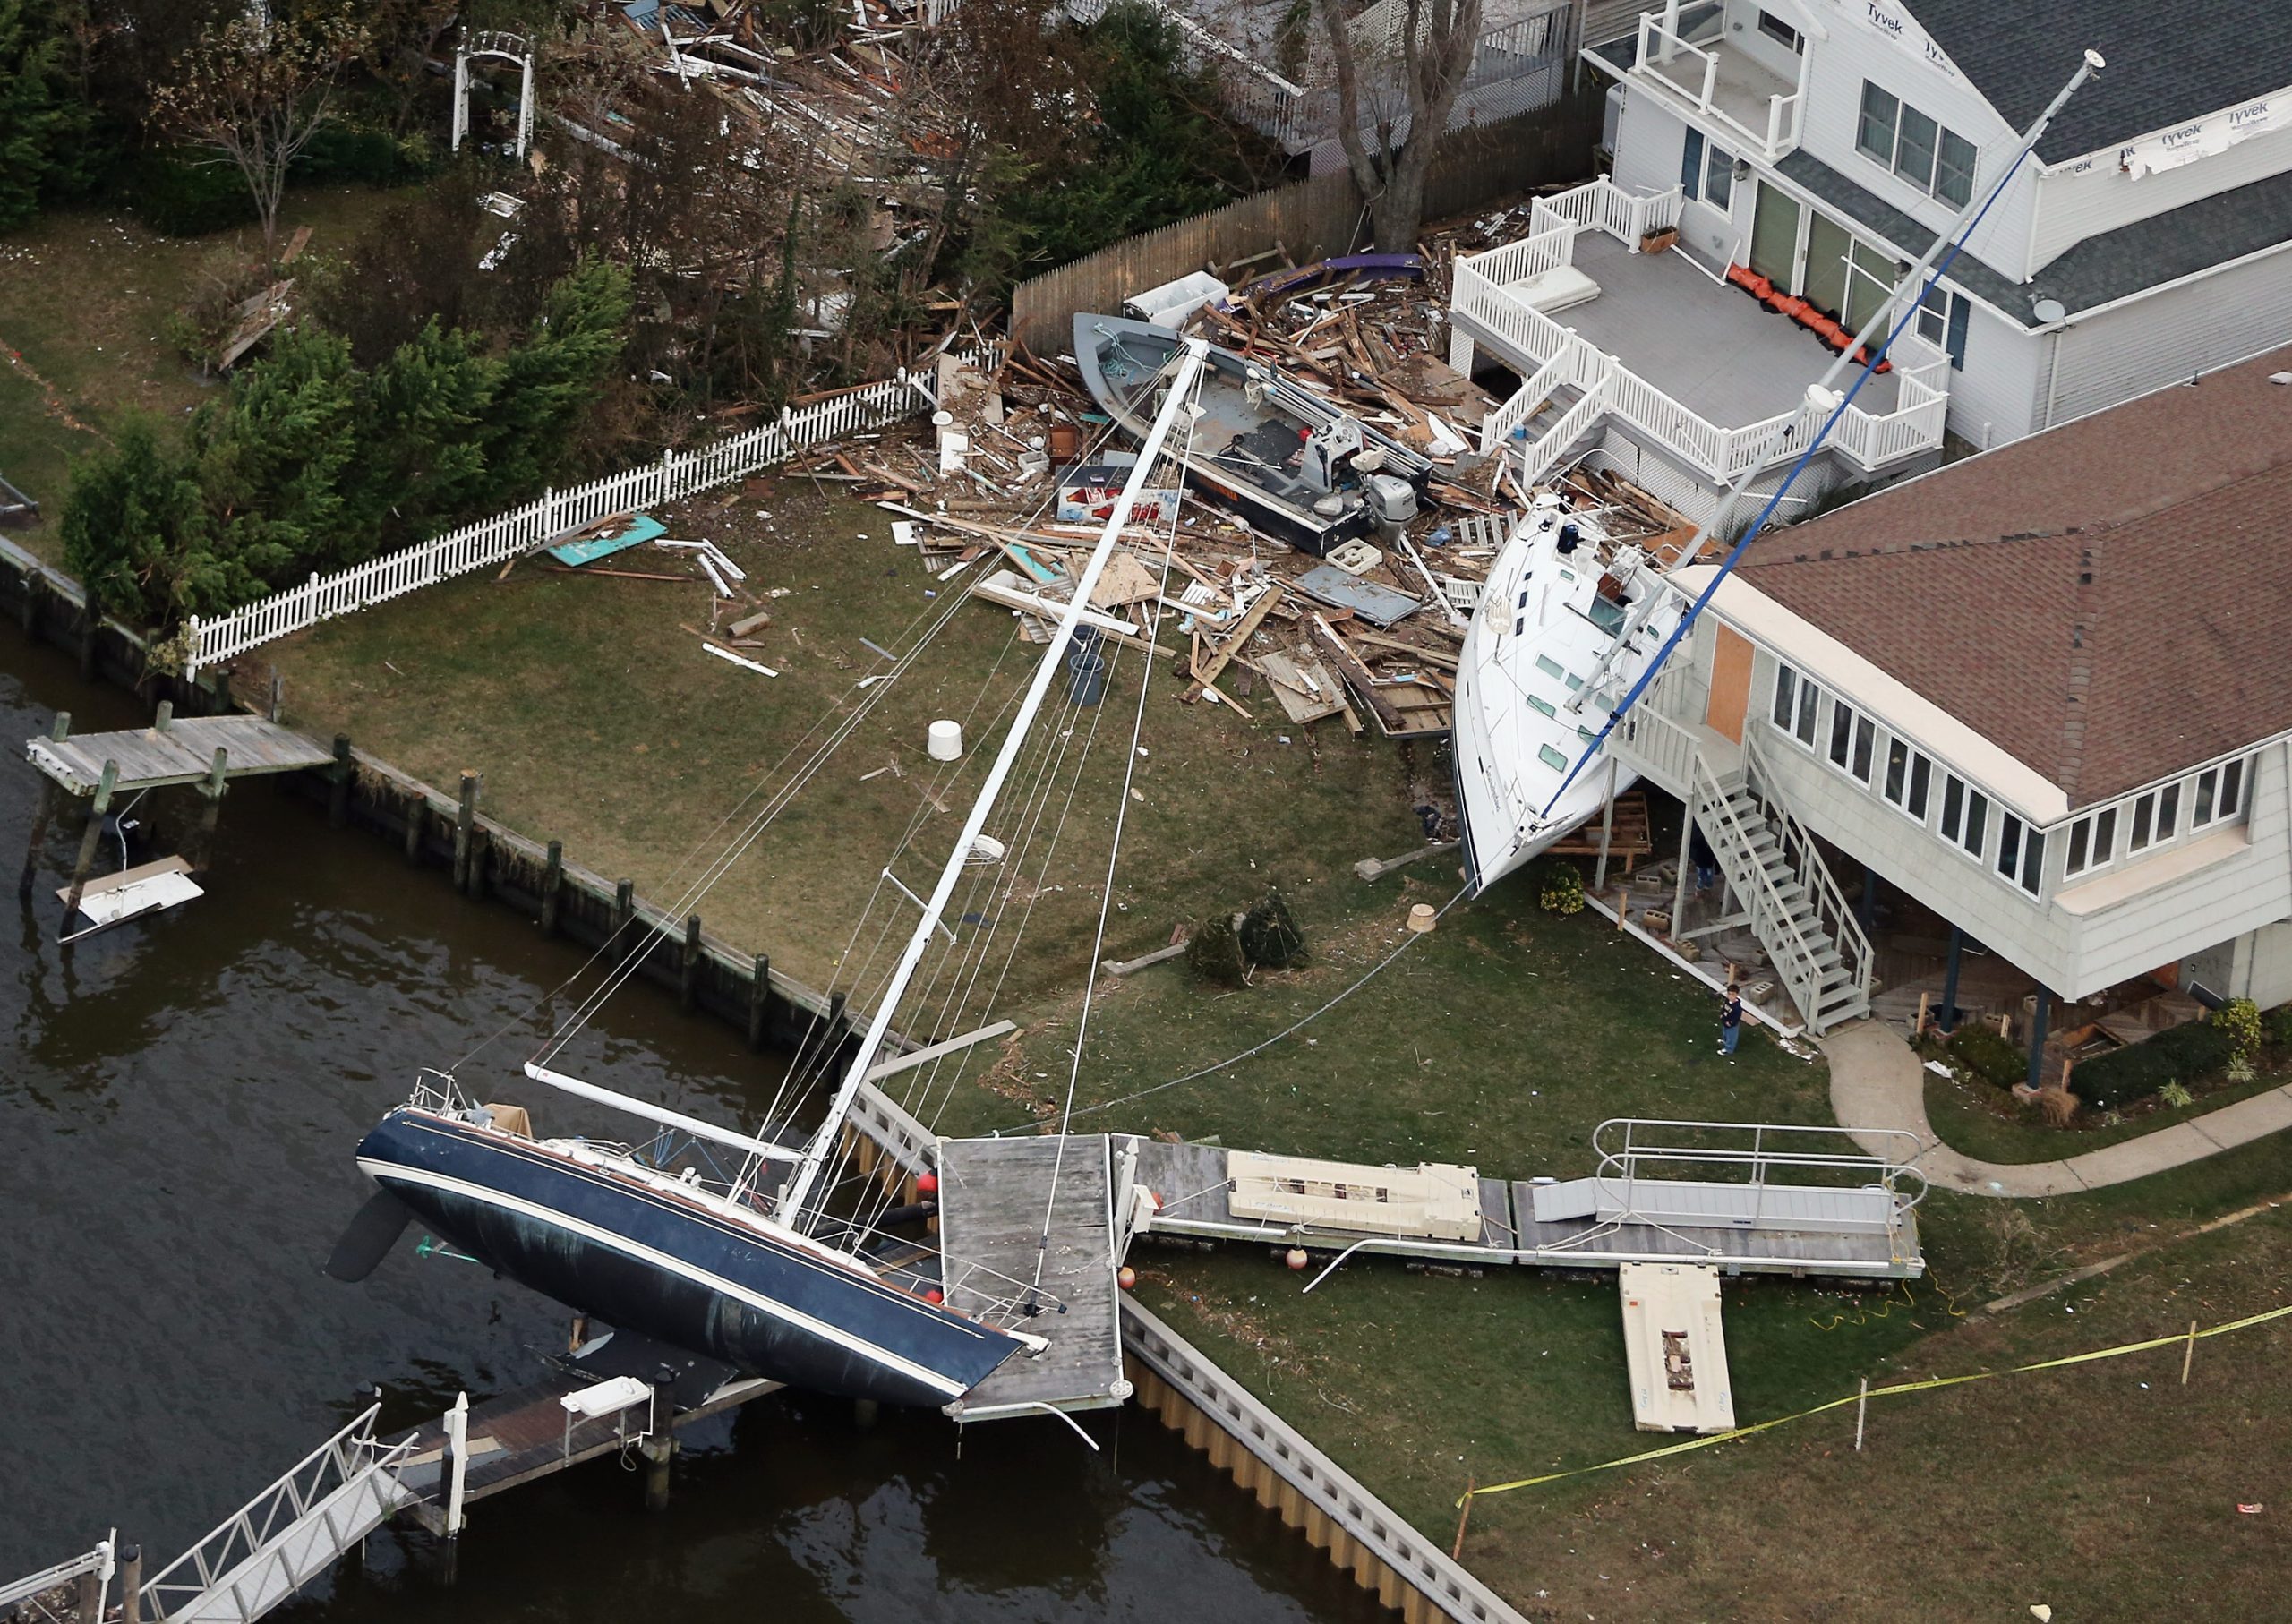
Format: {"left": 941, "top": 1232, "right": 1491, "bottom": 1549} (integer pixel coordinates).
{"left": 2158, "top": 782, "right": 2180, "bottom": 842}
{"left": 1680, "top": 128, "right": 1735, "bottom": 209}
{"left": 1755, "top": 9, "right": 1803, "bottom": 50}
{"left": 1772, "top": 663, "right": 1820, "bottom": 746}
{"left": 1827, "top": 698, "right": 1855, "bottom": 770}
{"left": 2128, "top": 792, "right": 2155, "bottom": 852}
{"left": 1849, "top": 713, "right": 1875, "bottom": 783}
{"left": 1916, "top": 284, "right": 1971, "bottom": 370}
{"left": 1996, "top": 813, "right": 2044, "bottom": 896}
{"left": 1880, "top": 738, "right": 1932, "bottom": 820}
{"left": 1940, "top": 774, "right": 1988, "bottom": 859}
{"left": 1856, "top": 80, "right": 1976, "bottom": 206}
{"left": 2065, "top": 807, "right": 2117, "bottom": 878}
{"left": 2189, "top": 756, "right": 2246, "bottom": 831}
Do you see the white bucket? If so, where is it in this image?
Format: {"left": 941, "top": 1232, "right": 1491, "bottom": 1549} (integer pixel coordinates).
{"left": 928, "top": 720, "right": 962, "bottom": 761}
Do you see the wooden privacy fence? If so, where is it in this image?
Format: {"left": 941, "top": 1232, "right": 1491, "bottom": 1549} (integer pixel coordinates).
{"left": 1010, "top": 90, "right": 1604, "bottom": 355}
{"left": 182, "top": 358, "right": 989, "bottom": 679}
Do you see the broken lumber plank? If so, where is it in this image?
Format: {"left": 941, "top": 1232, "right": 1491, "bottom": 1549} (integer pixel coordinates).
{"left": 1103, "top": 941, "right": 1189, "bottom": 976}
{"left": 863, "top": 1019, "right": 1018, "bottom": 1081}
{"left": 1310, "top": 612, "right": 1408, "bottom": 734}
{"left": 1356, "top": 840, "right": 1462, "bottom": 882}
{"left": 1184, "top": 583, "right": 1286, "bottom": 700}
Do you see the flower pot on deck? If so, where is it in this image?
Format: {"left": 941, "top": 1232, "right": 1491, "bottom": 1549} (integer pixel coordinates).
{"left": 1638, "top": 227, "right": 1679, "bottom": 254}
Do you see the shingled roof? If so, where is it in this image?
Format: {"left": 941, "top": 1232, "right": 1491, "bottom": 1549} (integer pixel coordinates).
{"left": 1732, "top": 345, "right": 2292, "bottom": 808}
{"left": 1905, "top": 0, "right": 2292, "bottom": 164}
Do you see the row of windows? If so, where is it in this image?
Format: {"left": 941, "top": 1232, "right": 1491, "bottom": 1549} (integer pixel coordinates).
{"left": 1774, "top": 663, "right": 2255, "bottom": 899}
{"left": 2060, "top": 760, "right": 2248, "bottom": 879}
{"left": 1857, "top": 81, "right": 1976, "bottom": 207}
{"left": 1774, "top": 664, "right": 2031, "bottom": 889}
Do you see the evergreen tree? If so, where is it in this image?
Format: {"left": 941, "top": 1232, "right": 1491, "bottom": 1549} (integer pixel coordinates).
{"left": 345, "top": 318, "right": 501, "bottom": 543}
{"left": 59, "top": 416, "right": 208, "bottom": 623}
{"left": 0, "top": 0, "right": 95, "bottom": 230}
{"left": 191, "top": 324, "right": 363, "bottom": 580}
{"left": 482, "top": 255, "right": 631, "bottom": 492}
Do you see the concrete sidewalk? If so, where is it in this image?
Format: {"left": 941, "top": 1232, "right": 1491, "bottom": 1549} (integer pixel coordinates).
{"left": 1822, "top": 1019, "right": 2292, "bottom": 1198}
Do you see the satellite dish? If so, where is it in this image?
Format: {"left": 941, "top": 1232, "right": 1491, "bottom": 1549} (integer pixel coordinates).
{"left": 2032, "top": 296, "right": 2067, "bottom": 323}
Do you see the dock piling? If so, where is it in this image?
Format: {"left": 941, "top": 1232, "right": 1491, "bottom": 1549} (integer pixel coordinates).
{"left": 73, "top": 1544, "right": 103, "bottom": 1624}
{"left": 188, "top": 748, "right": 229, "bottom": 875}
{"left": 328, "top": 735, "right": 352, "bottom": 828}
{"left": 746, "top": 953, "right": 771, "bottom": 1048}
{"left": 540, "top": 841, "right": 564, "bottom": 936}
{"left": 680, "top": 914, "right": 702, "bottom": 1012}
{"left": 402, "top": 791, "right": 424, "bottom": 865}
{"left": 451, "top": 773, "right": 477, "bottom": 893}
{"left": 641, "top": 1367, "right": 676, "bottom": 1512}
{"left": 614, "top": 877, "right": 635, "bottom": 932}
{"left": 116, "top": 1545, "right": 141, "bottom": 1624}
{"left": 61, "top": 760, "right": 118, "bottom": 922}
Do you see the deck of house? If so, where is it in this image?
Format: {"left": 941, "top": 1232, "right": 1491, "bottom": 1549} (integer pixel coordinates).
{"left": 1560, "top": 231, "right": 1902, "bottom": 423}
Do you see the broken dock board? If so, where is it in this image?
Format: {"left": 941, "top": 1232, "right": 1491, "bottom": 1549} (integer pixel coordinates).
{"left": 1618, "top": 1262, "right": 1734, "bottom": 1434}
{"left": 547, "top": 514, "right": 667, "bottom": 568}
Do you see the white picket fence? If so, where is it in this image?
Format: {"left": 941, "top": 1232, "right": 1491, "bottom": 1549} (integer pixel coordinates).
{"left": 183, "top": 359, "right": 983, "bottom": 679}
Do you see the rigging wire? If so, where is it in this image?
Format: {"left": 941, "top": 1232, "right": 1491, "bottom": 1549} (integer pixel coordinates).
{"left": 1042, "top": 885, "right": 1474, "bottom": 1131}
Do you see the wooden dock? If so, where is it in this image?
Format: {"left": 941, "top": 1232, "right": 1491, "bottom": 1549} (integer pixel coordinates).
{"left": 384, "top": 1349, "right": 782, "bottom": 1536}
{"left": 936, "top": 1133, "right": 1132, "bottom": 1420}
{"left": 1132, "top": 1136, "right": 1924, "bottom": 1280}
{"left": 27, "top": 714, "right": 335, "bottom": 794}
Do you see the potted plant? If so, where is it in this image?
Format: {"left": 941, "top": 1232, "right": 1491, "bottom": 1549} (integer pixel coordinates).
{"left": 1639, "top": 224, "right": 1680, "bottom": 254}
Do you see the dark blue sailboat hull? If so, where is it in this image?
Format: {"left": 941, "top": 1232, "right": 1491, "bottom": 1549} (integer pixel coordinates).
{"left": 355, "top": 1107, "right": 1024, "bottom": 1409}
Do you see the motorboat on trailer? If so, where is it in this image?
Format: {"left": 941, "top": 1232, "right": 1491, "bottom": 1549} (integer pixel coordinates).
{"left": 1451, "top": 496, "right": 1682, "bottom": 894}
{"left": 1073, "top": 313, "right": 1431, "bottom": 555}
{"left": 327, "top": 339, "right": 1221, "bottom": 1415}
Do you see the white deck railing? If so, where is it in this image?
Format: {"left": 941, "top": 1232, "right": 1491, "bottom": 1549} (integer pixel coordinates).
{"left": 184, "top": 358, "right": 992, "bottom": 679}
{"left": 1633, "top": 10, "right": 1805, "bottom": 159}
{"left": 1452, "top": 179, "right": 1948, "bottom": 486}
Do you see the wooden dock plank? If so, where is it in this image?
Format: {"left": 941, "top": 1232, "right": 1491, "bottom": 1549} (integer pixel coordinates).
{"left": 937, "top": 1134, "right": 1127, "bottom": 1416}
{"left": 28, "top": 716, "right": 337, "bottom": 794}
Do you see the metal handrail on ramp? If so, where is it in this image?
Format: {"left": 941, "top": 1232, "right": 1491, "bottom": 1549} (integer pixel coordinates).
{"left": 140, "top": 1405, "right": 415, "bottom": 1623}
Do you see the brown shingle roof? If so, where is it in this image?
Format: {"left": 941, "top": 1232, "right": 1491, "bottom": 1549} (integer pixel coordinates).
{"left": 1734, "top": 345, "right": 2292, "bottom": 808}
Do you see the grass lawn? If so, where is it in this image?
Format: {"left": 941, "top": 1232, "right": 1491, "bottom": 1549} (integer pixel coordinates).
{"left": 268, "top": 482, "right": 1443, "bottom": 1008}
{"left": 1923, "top": 1047, "right": 2292, "bottom": 1165}
{"left": 0, "top": 184, "right": 423, "bottom": 560}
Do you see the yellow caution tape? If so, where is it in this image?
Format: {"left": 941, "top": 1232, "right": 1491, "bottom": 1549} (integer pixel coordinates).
{"left": 1461, "top": 1302, "right": 2292, "bottom": 1506}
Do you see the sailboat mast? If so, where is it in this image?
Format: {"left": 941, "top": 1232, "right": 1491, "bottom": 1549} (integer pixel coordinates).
{"left": 775, "top": 338, "right": 1212, "bottom": 1227}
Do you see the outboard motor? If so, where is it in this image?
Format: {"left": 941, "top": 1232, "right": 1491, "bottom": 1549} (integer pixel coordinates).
{"left": 1367, "top": 474, "right": 1419, "bottom": 543}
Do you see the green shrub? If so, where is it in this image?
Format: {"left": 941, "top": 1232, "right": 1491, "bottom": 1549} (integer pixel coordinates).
{"left": 2159, "top": 1080, "right": 2195, "bottom": 1108}
{"left": 131, "top": 150, "right": 259, "bottom": 236}
{"left": 2215, "top": 996, "right": 2262, "bottom": 1056}
{"left": 1947, "top": 1022, "right": 2025, "bottom": 1089}
{"left": 1237, "top": 887, "right": 1306, "bottom": 969}
{"left": 1530, "top": 857, "right": 1585, "bottom": 916}
{"left": 297, "top": 125, "right": 433, "bottom": 185}
{"left": 2266, "top": 1003, "right": 2292, "bottom": 1047}
{"left": 2070, "top": 1020, "right": 2235, "bottom": 1110}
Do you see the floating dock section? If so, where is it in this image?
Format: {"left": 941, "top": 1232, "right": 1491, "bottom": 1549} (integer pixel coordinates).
{"left": 936, "top": 1133, "right": 1140, "bottom": 1420}
{"left": 1618, "top": 1262, "right": 1735, "bottom": 1433}
{"left": 1133, "top": 1118, "right": 1927, "bottom": 1280}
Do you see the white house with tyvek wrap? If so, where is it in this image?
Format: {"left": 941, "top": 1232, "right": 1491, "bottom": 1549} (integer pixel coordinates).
{"left": 1442, "top": 0, "right": 2292, "bottom": 523}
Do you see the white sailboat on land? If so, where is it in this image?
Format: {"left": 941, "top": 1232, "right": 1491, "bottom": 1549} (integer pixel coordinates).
{"left": 1451, "top": 496, "right": 1680, "bottom": 893}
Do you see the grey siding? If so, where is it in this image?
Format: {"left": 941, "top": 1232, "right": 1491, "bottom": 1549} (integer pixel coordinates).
{"left": 2236, "top": 921, "right": 2292, "bottom": 1010}
{"left": 2042, "top": 244, "right": 2292, "bottom": 425}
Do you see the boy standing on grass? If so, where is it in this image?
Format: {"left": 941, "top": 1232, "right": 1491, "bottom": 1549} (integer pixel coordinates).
{"left": 1720, "top": 986, "right": 1743, "bottom": 1057}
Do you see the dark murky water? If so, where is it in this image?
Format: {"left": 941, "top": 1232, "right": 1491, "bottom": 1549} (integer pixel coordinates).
{"left": 0, "top": 633, "right": 1378, "bottom": 1621}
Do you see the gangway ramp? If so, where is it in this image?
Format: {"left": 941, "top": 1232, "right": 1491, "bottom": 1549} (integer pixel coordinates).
{"left": 138, "top": 1405, "right": 413, "bottom": 1624}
